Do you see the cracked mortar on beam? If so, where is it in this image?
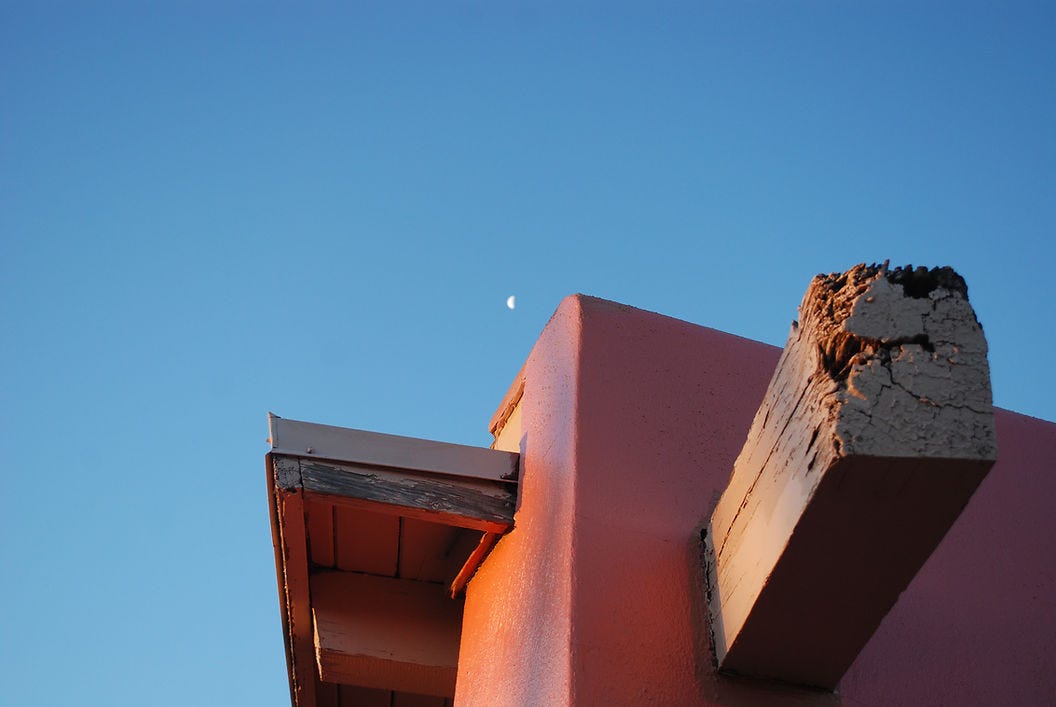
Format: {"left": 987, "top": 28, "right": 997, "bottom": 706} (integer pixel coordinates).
{"left": 805, "top": 262, "right": 996, "bottom": 459}
{"left": 706, "top": 261, "right": 997, "bottom": 690}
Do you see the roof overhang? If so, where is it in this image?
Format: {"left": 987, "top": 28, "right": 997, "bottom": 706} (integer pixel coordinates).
{"left": 266, "top": 414, "right": 518, "bottom": 705}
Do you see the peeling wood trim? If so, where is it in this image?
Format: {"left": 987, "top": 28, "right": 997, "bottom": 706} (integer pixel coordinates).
{"left": 295, "top": 457, "right": 515, "bottom": 534}
{"left": 274, "top": 454, "right": 303, "bottom": 491}
{"left": 488, "top": 365, "right": 526, "bottom": 438}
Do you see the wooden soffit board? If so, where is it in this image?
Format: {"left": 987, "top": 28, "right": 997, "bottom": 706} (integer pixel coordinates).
{"left": 312, "top": 571, "right": 462, "bottom": 697}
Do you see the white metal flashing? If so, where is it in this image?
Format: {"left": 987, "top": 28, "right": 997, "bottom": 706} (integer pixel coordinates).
{"left": 267, "top": 413, "right": 519, "bottom": 483}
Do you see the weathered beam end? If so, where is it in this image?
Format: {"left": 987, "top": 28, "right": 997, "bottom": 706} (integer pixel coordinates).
{"left": 706, "top": 263, "right": 997, "bottom": 690}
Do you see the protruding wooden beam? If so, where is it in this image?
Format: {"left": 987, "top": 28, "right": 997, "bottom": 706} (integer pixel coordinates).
{"left": 706, "top": 263, "right": 997, "bottom": 689}
{"left": 312, "top": 571, "right": 463, "bottom": 698}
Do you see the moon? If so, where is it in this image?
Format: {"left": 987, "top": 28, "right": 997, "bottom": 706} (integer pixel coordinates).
{"left": 506, "top": 295, "right": 516, "bottom": 310}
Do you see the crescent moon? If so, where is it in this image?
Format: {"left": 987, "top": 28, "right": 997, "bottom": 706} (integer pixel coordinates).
{"left": 506, "top": 295, "right": 516, "bottom": 310}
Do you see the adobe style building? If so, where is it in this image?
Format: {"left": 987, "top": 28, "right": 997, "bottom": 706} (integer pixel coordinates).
{"left": 266, "top": 267, "right": 1056, "bottom": 706}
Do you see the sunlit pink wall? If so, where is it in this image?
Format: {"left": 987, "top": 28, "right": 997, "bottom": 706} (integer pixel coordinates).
{"left": 457, "top": 295, "right": 1056, "bottom": 706}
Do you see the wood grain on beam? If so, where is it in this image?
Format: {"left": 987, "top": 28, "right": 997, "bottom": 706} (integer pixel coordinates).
{"left": 312, "top": 571, "right": 463, "bottom": 698}
{"left": 281, "top": 457, "right": 514, "bottom": 533}
{"left": 706, "top": 264, "right": 997, "bottom": 690}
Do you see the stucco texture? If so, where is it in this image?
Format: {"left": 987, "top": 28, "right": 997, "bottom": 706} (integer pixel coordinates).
{"left": 457, "top": 295, "right": 1056, "bottom": 706}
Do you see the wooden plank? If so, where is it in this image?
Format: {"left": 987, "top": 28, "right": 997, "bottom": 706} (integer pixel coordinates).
{"left": 315, "top": 680, "right": 339, "bottom": 707}
{"left": 269, "top": 414, "right": 518, "bottom": 482}
{"left": 706, "top": 263, "right": 997, "bottom": 689}
{"left": 398, "top": 517, "right": 462, "bottom": 583}
{"left": 333, "top": 505, "right": 399, "bottom": 576}
{"left": 338, "top": 685, "right": 391, "bottom": 707}
{"left": 299, "top": 458, "right": 515, "bottom": 533}
{"left": 488, "top": 364, "right": 525, "bottom": 438}
{"left": 305, "top": 499, "right": 335, "bottom": 568}
{"left": 449, "top": 532, "right": 500, "bottom": 598}
{"left": 312, "top": 571, "right": 463, "bottom": 698}
{"left": 393, "top": 692, "right": 448, "bottom": 707}
{"left": 491, "top": 398, "right": 522, "bottom": 456}
{"left": 269, "top": 456, "right": 317, "bottom": 707}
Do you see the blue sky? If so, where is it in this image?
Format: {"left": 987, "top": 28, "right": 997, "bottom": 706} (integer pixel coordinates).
{"left": 2, "top": 3, "right": 1053, "bottom": 705}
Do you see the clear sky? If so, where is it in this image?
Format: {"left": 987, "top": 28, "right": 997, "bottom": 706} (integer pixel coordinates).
{"left": 2, "top": 3, "right": 1053, "bottom": 705}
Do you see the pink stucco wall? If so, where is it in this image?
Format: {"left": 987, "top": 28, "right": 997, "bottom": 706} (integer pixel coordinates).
{"left": 457, "top": 295, "right": 1056, "bottom": 705}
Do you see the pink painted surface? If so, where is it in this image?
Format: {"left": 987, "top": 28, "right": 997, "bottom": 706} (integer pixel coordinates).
{"left": 840, "top": 408, "right": 1056, "bottom": 705}
{"left": 457, "top": 295, "right": 1056, "bottom": 705}
{"left": 456, "top": 296, "right": 581, "bottom": 706}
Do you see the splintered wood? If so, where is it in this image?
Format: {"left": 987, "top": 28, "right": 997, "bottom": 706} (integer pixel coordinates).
{"left": 705, "top": 263, "right": 996, "bottom": 690}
